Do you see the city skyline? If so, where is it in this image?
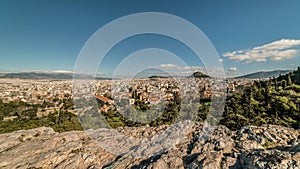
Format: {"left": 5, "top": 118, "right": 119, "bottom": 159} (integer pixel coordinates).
{"left": 1, "top": 1, "right": 300, "bottom": 77}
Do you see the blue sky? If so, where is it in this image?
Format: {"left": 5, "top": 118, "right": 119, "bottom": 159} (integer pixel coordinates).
{"left": 0, "top": 0, "right": 300, "bottom": 77}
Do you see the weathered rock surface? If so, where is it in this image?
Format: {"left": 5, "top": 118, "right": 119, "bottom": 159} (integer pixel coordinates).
{"left": 0, "top": 124, "right": 299, "bottom": 169}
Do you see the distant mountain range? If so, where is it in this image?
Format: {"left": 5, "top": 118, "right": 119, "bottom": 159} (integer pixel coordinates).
{"left": 0, "top": 70, "right": 294, "bottom": 80}
{"left": 236, "top": 70, "right": 293, "bottom": 79}
{"left": 0, "top": 72, "right": 73, "bottom": 79}
{"left": 148, "top": 75, "right": 169, "bottom": 79}
{"left": 147, "top": 71, "right": 210, "bottom": 79}
{"left": 147, "top": 70, "right": 293, "bottom": 79}
{"left": 0, "top": 72, "right": 113, "bottom": 80}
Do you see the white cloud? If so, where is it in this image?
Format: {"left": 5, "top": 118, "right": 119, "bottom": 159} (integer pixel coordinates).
{"left": 19, "top": 70, "right": 74, "bottom": 74}
{"left": 223, "top": 39, "right": 300, "bottom": 63}
{"left": 158, "top": 64, "right": 178, "bottom": 68}
{"left": 228, "top": 67, "right": 237, "bottom": 71}
{"left": 150, "top": 64, "right": 206, "bottom": 76}
{"left": 156, "top": 64, "right": 204, "bottom": 72}
{"left": 218, "top": 59, "right": 224, "bottom": 63}
{"left": 52, "top": 70, "right": 74, "bottom": 73}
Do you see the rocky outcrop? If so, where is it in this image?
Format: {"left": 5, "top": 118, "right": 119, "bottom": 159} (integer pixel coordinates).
{"left": 0, "top": 124, "right": 299, "bottom": 169}
{"left": 185, "top": 125, "right": 300, "bottom": 169}
{"left": 0, "top": 127, "right": 116, "bottom": 168}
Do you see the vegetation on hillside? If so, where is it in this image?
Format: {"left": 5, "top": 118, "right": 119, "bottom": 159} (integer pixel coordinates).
{"left": 0, "top": 98, "right": 82, "bottom": 134}
{"left": 221, "top": 67, "right": 300, "bottom": 130}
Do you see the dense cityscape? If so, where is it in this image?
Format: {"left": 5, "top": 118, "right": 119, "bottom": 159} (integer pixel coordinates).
{"left": 0, "top": 75, "right": 250, "bottom": 123}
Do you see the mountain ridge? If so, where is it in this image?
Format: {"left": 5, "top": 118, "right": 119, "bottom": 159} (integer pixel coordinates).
{"left": 0, "top": 70, "right": 294, "bottom": 80}
{"left": 236, "top": 70, "right": 293, "bottom": 79}
{"left": 0, "top": 72, "right": 113, "bottom": 80}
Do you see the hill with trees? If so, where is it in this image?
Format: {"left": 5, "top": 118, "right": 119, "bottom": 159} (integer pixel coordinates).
{"left": 190, "top": 71, "right": 210, "bottom": 78}
{"left": 0, "top": 98, "right": 82, "bottom": 134}
{"left": 221, "top": 67, "right": 300, "bottom": 130}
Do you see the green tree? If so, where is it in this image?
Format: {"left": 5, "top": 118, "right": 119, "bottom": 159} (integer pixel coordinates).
{"left": 282, "top": 80, "right": 287, "bottom": 89}
{"left": 287, "top": 74, "right": 293, "bottom": 86}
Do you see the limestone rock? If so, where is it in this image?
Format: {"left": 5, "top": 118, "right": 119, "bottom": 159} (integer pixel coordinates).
{"left": 0, "top": 124, "right": 299, "bottom": 169}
